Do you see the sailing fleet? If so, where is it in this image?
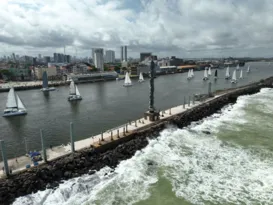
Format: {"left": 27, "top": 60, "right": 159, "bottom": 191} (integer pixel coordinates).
{"left": 2, "top": 64, "right": 252, "bottom": 117}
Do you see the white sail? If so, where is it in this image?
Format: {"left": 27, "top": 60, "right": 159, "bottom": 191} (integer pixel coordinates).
{"left": 139, "top": 72, "right": 144, "bottom": 81}
{"left": 16, "top": 95, "right": 26, "bottom": 110}
{"left": 232, "top": 70, "right": 237, "bottom": 81}
{"left": 75, "top": 86, "right": 81, "bottom": 96}
{"left": 225, "top": 67, "right": 230, "bottom": 78}
{"left": 208, "top": 67, "right": 211, "bottom": 76}
{"left": 69, "top": 81, "right": 76, "bottom": 95}
{"left": 124, "top": 72, "right": 132, "bottom": 85}
{"left": 239, "top": 69, "right": 243, "bottom": 79}
{"left": 204, "top": 69, "right": 208, "bottom": 78}
{"left": 6, "top": 87, "right": 17, "bottom": 108}
{"left": 187, "top": 70, "right": 191, "bottom": 78}
{"left": 191, "top": 69, "right": 194, "bottom": 77}
{"left": 247, "top": 66, "right": 250, "bottom": 73}
{"left": 237, "top": 64, "right": 239, "bottom": 70}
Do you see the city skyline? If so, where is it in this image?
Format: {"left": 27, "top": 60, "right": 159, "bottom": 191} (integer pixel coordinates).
{"left": 0, "top": 0, "right": 273, "bottom": 58}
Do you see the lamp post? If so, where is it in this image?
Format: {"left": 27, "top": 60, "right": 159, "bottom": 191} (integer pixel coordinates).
{"left": 149, "top": 60, "right": 155, "bottom": 113}
{"left": 144, "top": 58, "right": 159, "bottom": 121}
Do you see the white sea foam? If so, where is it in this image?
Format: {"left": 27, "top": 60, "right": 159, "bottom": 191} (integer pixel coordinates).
{"left": 13, "top": 88, "right": 273, "bottom": 205}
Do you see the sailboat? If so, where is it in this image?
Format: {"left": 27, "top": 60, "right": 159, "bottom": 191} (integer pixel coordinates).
{"left": 225, "top": 66, "right": 230, "bottom": 79}
{"left": 247, "top": 66, "right": 250, "bottom": 73}
{"left": 236, "top": 64, "right": 240, "bottom": 70}
{"left": 187, "top": 69, "right": 192, "bottom": 80}
{"left": 191, "top": 69, "right": 194, "bottom": 78}
{"left": 231, "top": 70, "right": 237, "bottom": 84}
{"left": 138, "top": 72, "right": 144, "bottom": 83}
{"left": 214, "top": 69, "right": 218, "bottom": 80}
{"left": 208, "top": 67, "right": 212, "bottom": 76}
{"left": 3, "top": 87, "right": 27, "bottom": 117}
{"left": 68, "top": 81, "right": 82, "bottom": 101}
{"left": 203, "top": 69, "right": 208, "bottom": 81}
{"left": 239, "top": 69, "right": 243, "bottom": 79}
{"left": 123, "top": 72, "right": 132, "bottom": 87}
{"left": 40, "top": 71, "right": 56, "bottom": 92}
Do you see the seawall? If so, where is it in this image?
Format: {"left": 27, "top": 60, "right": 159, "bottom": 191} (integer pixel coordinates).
{"left": 1, "top": 77, "right": 273, "bottom": 205}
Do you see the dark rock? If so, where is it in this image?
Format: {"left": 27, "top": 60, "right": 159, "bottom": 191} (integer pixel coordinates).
{"left": 64, "top": 171, "right": 72, "bottom": 178}
{"left": 202, "top": 131, "right": 211, "bottom": 135}
{"left": 1, "top": 77, "right": 273, "bottom": 205}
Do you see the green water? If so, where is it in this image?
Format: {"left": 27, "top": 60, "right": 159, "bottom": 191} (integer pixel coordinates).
{"left": 13, "top": 88, "right": 273, "bottom": 205}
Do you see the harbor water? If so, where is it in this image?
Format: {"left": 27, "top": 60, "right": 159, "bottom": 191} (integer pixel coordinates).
{"left": 0, "top": 62, "right": 272, "bottom": 159}
{"left": 13, "top": 78, "right": 273, "bottom": 204}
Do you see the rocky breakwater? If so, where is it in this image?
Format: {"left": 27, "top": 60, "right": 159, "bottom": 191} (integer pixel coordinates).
{"left": 1, "top": 77, "right": 273, "bottom": 205}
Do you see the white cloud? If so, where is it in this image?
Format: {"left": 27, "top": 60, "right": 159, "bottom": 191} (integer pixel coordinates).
{"left": 0, "top": 0, "right": 273, "bottom": 58}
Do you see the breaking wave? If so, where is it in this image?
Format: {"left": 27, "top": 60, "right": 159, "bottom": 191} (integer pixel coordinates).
{"left": 14, "top": 88, "right": 273, "bottom": 205}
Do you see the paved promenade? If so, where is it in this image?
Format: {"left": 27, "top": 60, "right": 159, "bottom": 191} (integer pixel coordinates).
{"left": 0, "top": 95, "right": 209, "bottom": 177}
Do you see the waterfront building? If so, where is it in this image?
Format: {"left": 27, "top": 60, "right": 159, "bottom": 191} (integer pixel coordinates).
{"left": 120, "top": 46, "right": 124, "bottom": 62}
{"left": 34, "top": 66, "right": 57, "bottom": 80}
{"left": 93, "top": 48, "right": 104, "bottom": 71}
{"left": 105, "top": 50, "right": 115, "bottom": 63}
{"left": 140, "top": 53, "right": 152, "bottom": 62}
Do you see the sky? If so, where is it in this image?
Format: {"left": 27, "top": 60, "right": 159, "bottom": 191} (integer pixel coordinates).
{"left": 0, "top": 0, "right": 273, "bottom": 58}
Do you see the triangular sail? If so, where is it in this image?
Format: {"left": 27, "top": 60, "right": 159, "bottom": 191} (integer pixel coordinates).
{"left": 191, "top": 69, "right": 194, "bottom": 77}
{"left": 75, "top": 86, "right": 80, "bottom": 96}
{"left": 69, "top": 81, "right": 76, "bottom": 95}
{"left": 225, "top": 67, "right": 230, "bottom": 78}
{"left": 124, "top": 72, "right": 132, "bottom": 85}
{"left": 204, "top": 69, "right": 208, "bottom": 78}
{"left": 6, "top": 87, "right": 17, "bottom": 108}
{"left": 232, "top": 70, "right": 237, "bottom": 80}
{"left": 236, "top": 64, "right": 239, "bottom": 70}
{"left": 247, "top": 66, "right": 250, "bottom": 72}
{"left": 240, "top": 69, "right": 243, "bottom": 79}
{"left": 215, "top": 69, "right": 218, "bottom": 77}
{"left": 188, "top": 70, "right": 191, "bottom": 78}
{"left": 17, "top": 95, "right": 26, "bottom": 110}
{"left": 127, "top": 73, "right": 132, "bottom": 84}
{"left": 208, "top": 67, "right": 211, "bottom": 76}
{"left": 42, "top": 71, "right": 48, "bottom": 88}
{"left": 139, "top": 72, "right": 144, "bottom": 81}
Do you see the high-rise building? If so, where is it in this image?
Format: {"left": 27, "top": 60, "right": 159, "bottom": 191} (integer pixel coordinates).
{"left": 124, "top": 46, "right": 127, "bottom": 61}
{"left": 120, "top": 46, "right": 124, "bottom": 62}
{"left": 140, "top": 52, "right": 152, "bottom": 62}
{"left": 105, "top": 50, "right": 115, "bottom": 63}
{"left": 44, "top": 56, "right": 51, "bottom": 63}
{"left": 94, "top": 48, "right": 104, "bottom": 71}
{"left": 54, "top": 53, "right": 58, "bottom": 63}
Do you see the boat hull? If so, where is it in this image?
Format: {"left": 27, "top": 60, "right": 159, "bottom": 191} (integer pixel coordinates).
{"left": 138, "top": 80, "right": 144, "bottom": 83}
{"left": 68, "top": 96, "right": 82, "bottom": 101}
{"left": 41, "top": 87, "right": 56, "bottom": 92}
{"left": 2, "top": 110, "right": 27, "bottom": 117}
{"left": 203, "top": 77, "right": 208, "bottom": 81}
{"left": 123, "top": 84, "right": 132, "bottom": 87}
{"left": 231, "top": 80, "right": 237, "bottom": 84}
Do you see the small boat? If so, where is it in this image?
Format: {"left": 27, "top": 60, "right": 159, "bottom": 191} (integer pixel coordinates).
{"left": 203, "top": 69, "right": 208, "bottom": 81}
{"left": 40, "top": 71, "right": 56, "bottom": 92}
{"left": 236, "top": 64, "right": 240, "bottom": 70}
{"left": 214, "top": 69, "right": 218, "bottom": 80}
{"left": 225, "top": 66, "right": 230, "bottom": 79}
{"left": 138, "top": 72, "right": 144, "bottom": 83}
{"left": 247, "top": 66, "right": 250, "bottom": 73}
{"left": 3, "top": 87, "right": 27, "bottom": 117}
{"left": 68, "top": 81, "right": 82, "bottom": 101}
{"left": 123, "top": 72, "right": 132, "bottom": 87}
{"left": 239, "top": 69, "right": 243, "bottom": 79}
{"left": 208, "top": 67, "right": 212, "bottom": 76}
{"left": 231, "top": 70, "right": 237, "bottom": 84}
{"left": 191, "top": 69, "right": 194, "bottom": 78}
{"left": 187, "top": 69, "right": 192, "bottom": 80}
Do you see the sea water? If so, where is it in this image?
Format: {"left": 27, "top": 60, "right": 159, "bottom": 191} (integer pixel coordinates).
{"left": 13, "top": 88, "right": 273, "bottom": 205}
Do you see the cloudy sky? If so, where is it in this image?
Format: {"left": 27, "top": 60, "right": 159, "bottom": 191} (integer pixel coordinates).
{"left": 0, "top": 0, "right": 273, "bottom": 58}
